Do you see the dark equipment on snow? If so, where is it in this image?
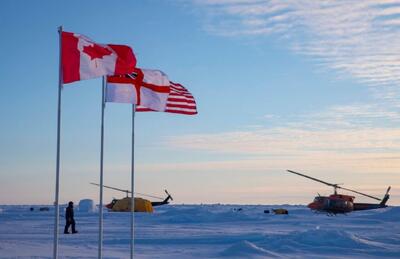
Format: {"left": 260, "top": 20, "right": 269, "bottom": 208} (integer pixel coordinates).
{"left": 273, "top": 208, "right": 289, "bottom": 215}
{"left": 286, "top": 170, "right": 391, "bottom": 214}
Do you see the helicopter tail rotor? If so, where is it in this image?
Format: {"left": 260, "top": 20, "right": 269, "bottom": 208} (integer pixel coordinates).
{"left": 165, "top": 190, "right": 173, "bottom": 201}
{"left": 380, "top": 186, "right": 391, "bottom": 206}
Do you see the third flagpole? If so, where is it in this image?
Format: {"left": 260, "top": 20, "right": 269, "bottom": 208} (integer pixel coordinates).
{"left": 130, "top": 104, "right": 136, "bottom": 259}
{"left": 98, "top": 76, "right": 106, "bottom": 259}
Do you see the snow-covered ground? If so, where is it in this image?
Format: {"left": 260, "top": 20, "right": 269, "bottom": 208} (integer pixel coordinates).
{"left": 0, "top": 204, "right": 399, "bottom": 258}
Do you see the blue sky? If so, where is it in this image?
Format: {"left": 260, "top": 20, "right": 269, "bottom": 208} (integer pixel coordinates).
{"left": 0, "top": 0, "right": 399, "bottom": 205}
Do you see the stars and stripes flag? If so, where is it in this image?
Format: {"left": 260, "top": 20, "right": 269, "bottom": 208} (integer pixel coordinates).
{"left": 136, "top": 81, "right": 197, "bottom": 115}
{"left": 106, "top": 68, "right": 197, "bottom": 115}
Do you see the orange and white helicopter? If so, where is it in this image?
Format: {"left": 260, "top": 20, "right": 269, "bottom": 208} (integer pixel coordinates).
{"left": 286, "top": 170, "right": 390, "bottom": 214}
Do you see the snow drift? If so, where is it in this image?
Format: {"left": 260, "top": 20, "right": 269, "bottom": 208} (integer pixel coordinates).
{"left": 0, "top": 204, "right": 399, "bottom": 258}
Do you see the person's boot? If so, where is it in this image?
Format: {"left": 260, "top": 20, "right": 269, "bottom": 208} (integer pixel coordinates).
{"left": 72, "top": 224, "right": 78, "bottom": 234}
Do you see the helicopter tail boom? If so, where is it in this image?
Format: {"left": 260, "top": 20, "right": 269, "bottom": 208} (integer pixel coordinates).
{"left": 352, "top": 186, "right": 391, "bottom": 211}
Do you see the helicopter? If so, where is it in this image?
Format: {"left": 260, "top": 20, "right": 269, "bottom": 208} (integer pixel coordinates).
{"left": 90, "top": 183, "right": 173, "bottom": 212}
{"left": 286, "top": 170, "right": 391, "bottom": 214}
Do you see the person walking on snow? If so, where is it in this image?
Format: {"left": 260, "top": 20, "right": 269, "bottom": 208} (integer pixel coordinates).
{"left": 64, "top": 201, "right": 78, "bottom": 234}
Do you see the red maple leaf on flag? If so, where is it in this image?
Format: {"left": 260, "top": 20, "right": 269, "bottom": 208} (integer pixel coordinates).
{"left": 83, "top": 44, "right": 112, "bottom": 60}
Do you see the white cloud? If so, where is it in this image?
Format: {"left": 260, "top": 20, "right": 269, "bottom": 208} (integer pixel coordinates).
{"left": 167, "top": 127, "right": 400, "bottom": 155}
{"left": 302, "top": 103, "right": 400, "bottom": 129}
{"left": 193, "top": 0, "right": 400, "bottom": 86}
{"left": 160, "top": 101, "right": 400, "bottom": 176}
{"left": 139, "top": 152, "right": 400, "bottom": 174}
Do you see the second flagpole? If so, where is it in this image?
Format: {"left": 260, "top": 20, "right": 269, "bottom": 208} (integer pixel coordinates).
{"left": 98, "top": 76, "right": 106, "bottom": 259}
{"left": 130, "top": 104, "right": 136, "bottom": 259}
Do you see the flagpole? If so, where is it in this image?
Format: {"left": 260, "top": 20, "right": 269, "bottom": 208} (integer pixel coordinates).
{"left": 53, "top": 25, "right": 63, "bottom": 259}
{"left": 130, "top": 104, "right": 136, "bottom": 259}
{"left": 98, "top": 76, "right": 106, "bottom": 259}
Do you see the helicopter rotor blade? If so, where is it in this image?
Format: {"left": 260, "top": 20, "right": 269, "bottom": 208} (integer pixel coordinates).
{"left": 286, "top": 171, "right": 383, "bottom": 201}
{"left": 90, "top": 183, "right": 131, "bottom": 194}
{"left": 287, "top": 170, "right": 337, "bottom": 187}
{"left": 338, "top": 186, "right": 381, "bottom": 201}
{"left": 90, "top": 183, "right": 166, "bottom": 200}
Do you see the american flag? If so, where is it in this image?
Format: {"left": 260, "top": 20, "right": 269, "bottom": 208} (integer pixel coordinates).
{"left": 136, "top": 81, "right": 197, "bottom": 115}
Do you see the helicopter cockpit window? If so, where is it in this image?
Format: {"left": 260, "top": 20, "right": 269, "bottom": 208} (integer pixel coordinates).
{"left": 314, "top": 197, "right": 323, "bottom": 202}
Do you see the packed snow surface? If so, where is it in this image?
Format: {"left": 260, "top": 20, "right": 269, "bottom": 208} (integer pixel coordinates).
{"left": 0, "top": 205, "right": 399, "bottom": 258}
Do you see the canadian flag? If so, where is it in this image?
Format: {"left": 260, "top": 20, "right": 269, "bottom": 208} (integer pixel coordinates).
{"left": 62, "top": 31, "right": 136, "bottom": 84}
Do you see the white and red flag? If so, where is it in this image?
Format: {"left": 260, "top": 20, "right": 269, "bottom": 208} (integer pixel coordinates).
{"left": 106, "top": 68, "right": 197, "bottom": 115}
{"left": 62, "top": 31, "right": 136, "bottom": 84}
{"left": 106, "top": 68, "right": 170, "bottom": 111}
